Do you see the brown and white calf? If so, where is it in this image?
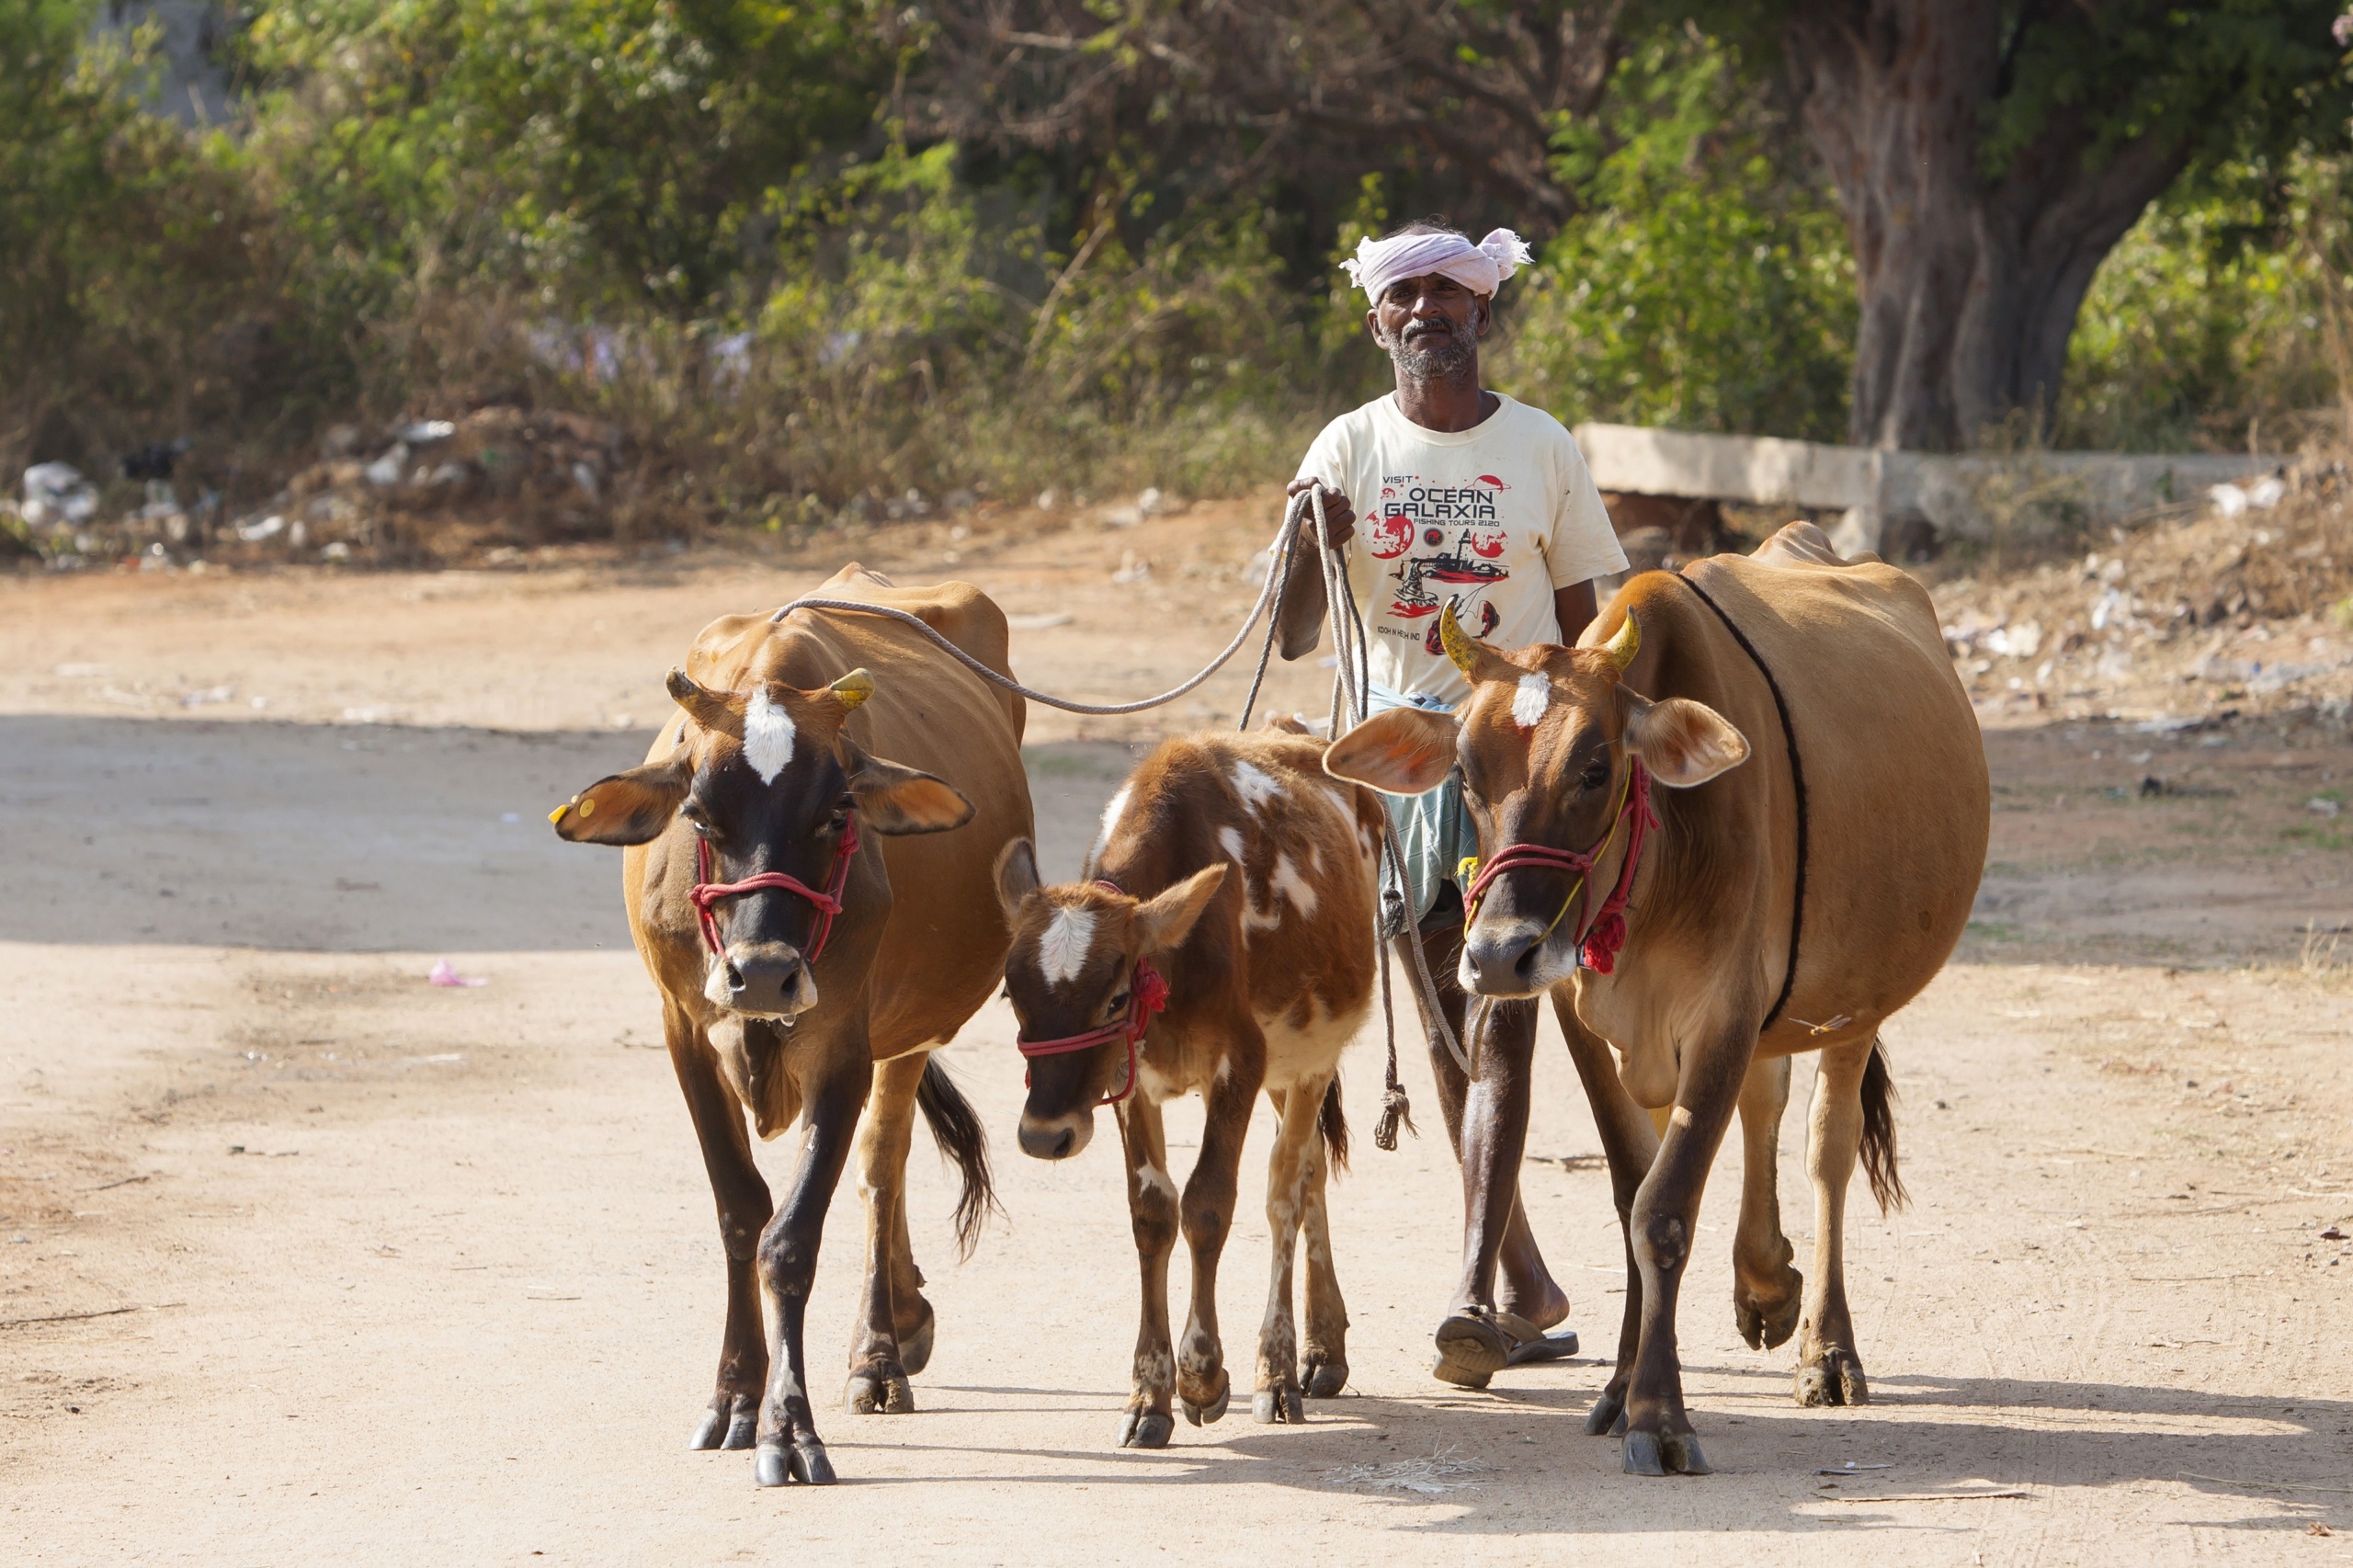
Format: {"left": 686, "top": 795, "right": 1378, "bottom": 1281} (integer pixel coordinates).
{"left": 993, "top": 726, "right": 1385, "bottom": 1447}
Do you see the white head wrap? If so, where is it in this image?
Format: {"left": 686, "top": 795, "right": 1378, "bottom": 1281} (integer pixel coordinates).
{"left": 1342, "top": 227, "right": 1534, "bottom": 302}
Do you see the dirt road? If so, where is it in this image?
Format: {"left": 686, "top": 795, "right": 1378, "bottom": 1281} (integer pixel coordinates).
{"left": 3, "top": 505, "right": 2349, "bottom": 1564}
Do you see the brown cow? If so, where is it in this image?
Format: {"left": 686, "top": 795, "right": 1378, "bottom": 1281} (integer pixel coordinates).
{"left": 551, "top": 565, "right": 1031, "bottom": 1486}
{"left": 1325, "top": 523, "right": 1987, "bottom": 1476}
{"left": 992, "top": 725, "right": 1386, "bottom": 1447}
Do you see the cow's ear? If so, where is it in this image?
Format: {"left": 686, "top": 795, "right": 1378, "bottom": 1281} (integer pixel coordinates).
{"left": 994, "top": 838, "right": 1041, "bottom": 926}
{"left": 1622, "top": 691, "right": 1748, "bottom": 787}
{"left": 1133, "top": 864, "right": 1226, "bottom": 956}
{"left": 1324, "top": 708, "right": 1459, "bottom": 796}
{"left": 551, "top": 755, "right": 693, "bottom": 845}
{"left": 840, "top": 738, "right": 975, "bottom": 835}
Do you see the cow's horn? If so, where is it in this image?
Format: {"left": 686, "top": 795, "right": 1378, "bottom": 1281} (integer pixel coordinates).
{"left": 665, "top": 667, "right": 739, "bottom": 735}
{"left": 1602, "top": 610, "right": 1640, "bottom": 671}
{"left": 1438, "top": 601, "right": 1482, "bottom": 677}
{"left": 829, "top": 668, "right": 875, "bottom": 711}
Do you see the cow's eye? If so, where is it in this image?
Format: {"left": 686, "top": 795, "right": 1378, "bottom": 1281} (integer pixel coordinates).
{"left": 831, "top": 793, "right": 855, "bottom": 825}
{"left": 1578, "top": 757, "right": 1610, "bottom": 792}
{"left": 680, "top": 800, "right": 712, "bottom": 835}
{"left": 1106, "top": 989, "right": 1131, "bottom": 1017}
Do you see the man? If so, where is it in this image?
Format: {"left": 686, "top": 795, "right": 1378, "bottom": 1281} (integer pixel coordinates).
{"left": 1277, "top": 219, "right": 1627, "bottom": 1388}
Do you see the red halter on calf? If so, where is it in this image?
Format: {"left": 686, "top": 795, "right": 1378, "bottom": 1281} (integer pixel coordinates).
{"left": 689, "top": 815, "right": 860, "bottom": 963}
{"left": 1014, "top": 882, "right": 1172, "bottom": 1108}
{"left": 1461, "top": 757, "right": 1658, "bottom": 975}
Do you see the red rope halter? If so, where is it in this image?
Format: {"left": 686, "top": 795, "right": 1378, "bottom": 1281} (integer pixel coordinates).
{"left": 1461, "top": 757, "right": 1658, "bottom": 975}
{"left": 688, "top": 815, "right": 859, "bottom": 963}
{"left": 1015, "top": 883, "right": 1171, "bottom": 1107}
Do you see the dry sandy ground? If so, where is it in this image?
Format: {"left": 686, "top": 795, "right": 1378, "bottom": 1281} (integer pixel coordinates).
{"left": 3, "top": 506, "right": 2350, "bottom": 1565}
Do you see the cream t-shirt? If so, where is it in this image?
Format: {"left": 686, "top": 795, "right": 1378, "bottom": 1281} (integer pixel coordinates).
{"left": 1293, "top": 392, "right": 1627, "bottom": 708}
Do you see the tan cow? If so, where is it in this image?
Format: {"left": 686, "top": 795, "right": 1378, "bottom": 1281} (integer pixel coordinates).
{"left": 551, "top": 565, "right": 1031, "bottom": 1487}
{"left": 1325, "top": 523, "right": 1987, "bottom": 1476}
{"left": 992, "top": 725, "right": 1386, "bottom": 1446}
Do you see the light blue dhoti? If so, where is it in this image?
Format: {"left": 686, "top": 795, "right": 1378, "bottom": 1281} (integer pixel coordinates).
{"left": 1365, "top": 684, "right": 1481, "bottom": 930}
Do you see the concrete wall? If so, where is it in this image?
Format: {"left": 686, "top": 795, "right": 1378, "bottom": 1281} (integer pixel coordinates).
{"left": 95, "top": 2, "right": 235, "bottom": 128}
{"left": 1572, "top": 421, "right": 2281, "bottom": 555}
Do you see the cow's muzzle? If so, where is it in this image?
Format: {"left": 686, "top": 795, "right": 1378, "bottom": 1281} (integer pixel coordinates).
{"left": 705, "top": 942, "right": 818, "bottom": 1018}
{"left": 1461, "top": 916, "right": 1560, "bottom": 998}
{"left": 1017, "top": 1104, "right": 1095, "bottom": 1162}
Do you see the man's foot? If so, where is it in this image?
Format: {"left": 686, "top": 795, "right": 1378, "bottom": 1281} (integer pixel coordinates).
{"left": 1431, "top": 1309, "right": 1579, "bottom": 1389}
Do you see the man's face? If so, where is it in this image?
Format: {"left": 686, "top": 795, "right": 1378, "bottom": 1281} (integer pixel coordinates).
{"left": 1368, "top": 271, "right": 1490, "bottom": 381}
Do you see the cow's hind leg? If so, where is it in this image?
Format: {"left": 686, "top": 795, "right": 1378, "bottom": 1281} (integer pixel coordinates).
{"left": 1554, "top": 994, "right": 1657, "bottom": 1438}
{"left": 669, "top": 1007, "right": 775, "bottom": 1452}
{"left": 1795, "top": 1040, "right": 1873, "bottom": 1407}
{"left": 1176, "top": 1047, "right": 1260, "bottom": 1427}
{"left": 1732, "top": 1055, "right": 1803, "bottom": 1351}
{"left": 845, "top": 1052, "right": 926, "bottom": 1415}
{"left": 1252, "top": 1077, "right": 1327, "bottom": 1424}
{"left": 1299, "top": 1082, "right": 1349, "bottom": 1400}
{"left": 752, "top": 1051, "right": 869, "bottom": 1486}
{"left": 1115, "top": 1096, "right": 1179, "bottom": 1449}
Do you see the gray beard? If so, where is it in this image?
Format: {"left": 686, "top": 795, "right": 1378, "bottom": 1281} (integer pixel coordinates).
{"left": 1381, "top": 316, "right": 1480, "bottom": 382}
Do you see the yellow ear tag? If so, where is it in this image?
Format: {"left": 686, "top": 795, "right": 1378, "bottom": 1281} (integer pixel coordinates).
{"left": 829, "top": 667, "right": 875, "bottom": 711}
{"left": 575, "top": 796, "right": 596, "bottom": 818}
{"left": 548, "top": 803, "right": 571, "bottom": 826}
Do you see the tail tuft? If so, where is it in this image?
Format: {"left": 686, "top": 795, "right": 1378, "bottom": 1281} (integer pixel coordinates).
{"left": 917, "top": 1057, "right": 999, "bottom": 1257}
{"left": 1859, "top": 1038, "right": 1907, "bottom": 1214}
{"left": 1319, "top": 1078, "right": 1349, "bottom": 1174}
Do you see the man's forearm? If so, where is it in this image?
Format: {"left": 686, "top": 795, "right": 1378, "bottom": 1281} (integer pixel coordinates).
{"left": 1554, "top": 580, "right": 1599, "bottom": 646}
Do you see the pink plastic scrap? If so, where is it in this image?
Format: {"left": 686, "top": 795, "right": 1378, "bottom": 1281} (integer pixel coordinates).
{"left": 426, "top": 958, "right": 489, "bottom": 988}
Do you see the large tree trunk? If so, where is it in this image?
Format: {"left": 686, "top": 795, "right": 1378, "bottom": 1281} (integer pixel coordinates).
{"left": 1786, "top": 2, "right": 2190, "bottom": 451}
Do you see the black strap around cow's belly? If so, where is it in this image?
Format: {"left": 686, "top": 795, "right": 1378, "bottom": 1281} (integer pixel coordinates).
{"left": 1668, "top": 570, "right": 1808, "bottom": 1031}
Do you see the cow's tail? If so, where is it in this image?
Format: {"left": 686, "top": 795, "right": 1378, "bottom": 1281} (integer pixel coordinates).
{"left": 917, "top": 1057, "right": 998, "bottom": 1259}
{"left": 1859, "top": 1037, "right": 1907, "bottom": 1214}
{"left": 1319, "top": 1077, "right": 1349, "bottom": 1175}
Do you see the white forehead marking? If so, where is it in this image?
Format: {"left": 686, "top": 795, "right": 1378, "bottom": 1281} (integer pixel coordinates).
{"left": 1038, "top": 905, "right": 1096, "bottom": 989}
{"left": 1511, "top": 673, "right": 1552, "bottom": 731}
{"left": 1230, "top": 760, "right": 1282, "bottom": 814}
{"left": 1217, "top": 825, "right": 1247, "bottom": 864}
{"left": 1271, "top": 854, "right": 1319, "bottom": 917}
{"left": 1089, "top": 784, "right": 1133, "bottom": 869}
{"left": 742, "top": 687, "right": 797, "bottom": 783}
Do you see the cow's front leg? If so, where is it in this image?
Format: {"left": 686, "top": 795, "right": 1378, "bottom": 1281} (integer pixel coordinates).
{"left": 1252, "top": 1077, "right": 1328, "bottom": 1424}
{"left": 1433, "top": 996, "right": 1540, "bottom": 1381}
{"left": 1176, "top": 1050, "right": 1259, "bottom": 1427}
{"left": 1553, "top": 994, "right": 1658, "bottom": 1438}
{"left": 1115, "top": 1095, "right": 1179, "bottom": 1449}
{"left": 1620, "top": 1024, "right": 1749, "bottom": 1477}
{"left": 668, "top": 1009, "right": 774, "bottom": 1452}
{"left": 1795, "top": 1039, "right": 1872, "bottom": 1407}
{"left": 845, "top": 1051, "right": 927, "bottom": 1415}
{"left": 752, "top": 1052, "right": 869, "bottom": 1486}
{"left": 1410, "top": 929, "right": 1568, "bottom": 1330}
{"left": 1732, "top": 1054, "right": 1803, "bottom": 1352}
{"left": 1297, "top": 1083, "right": 1350, "bottom": 1401}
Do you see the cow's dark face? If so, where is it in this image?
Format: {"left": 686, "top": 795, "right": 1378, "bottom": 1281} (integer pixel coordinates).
{"left": 553, "top": 666, "right": 973, "bottom": 1018}
{"left": 1324, "top": 604, "right": 1747, "bottom": 998}
{"left": 992, "top": 841, "right": 1222, "bottom": 1160}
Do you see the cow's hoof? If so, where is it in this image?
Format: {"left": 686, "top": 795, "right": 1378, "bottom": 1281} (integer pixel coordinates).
{"left": 1623, "top": 1428, "right": 1710, "bottom": 1476}
{"left": 1584, "top": 1392, "right": 1624, "bottom": 1437}
{"left": 692, "top": 1393, "right": 759, "bottom": 1450}
{"left": 899, "top": 1300, "right": 938, "bottom": 1377}
{"left": 1734, "top": 1269, "right": 1803, "bottom": 1351}
{"left": 846, "top": 1370, "right": 914, "bottom": 1415}
{"left": 1118, "top": 1409, "right": 1174, "bottom": 1449}
{"left": 1795, "top": 1349, "right": 1869, "bottom": 1408}
{"left": 756, "top": 1439, "right": 836, "bottom": 1486}
{"left": 1252, "top": 1385, "right": 1304, "bottom": 1425}
{"left": 1302, "top": 1354, "right": 1349, "bottom": 1399}
{"left": 1178, "top": 1369, "right": 1230, "bottom": 1427}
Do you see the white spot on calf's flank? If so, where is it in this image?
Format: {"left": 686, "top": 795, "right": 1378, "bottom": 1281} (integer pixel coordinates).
{"left": 1271, "top": 854, "right": 1319, "bottom": 917}
{"left": 742, "top": 687, "right": 797, "bottom": 782}
{"left": 1231, "top": 760, "right": 1283, "bottom": 814}
{"left": 1218, "top": 825, "right": 1248, "bottom": 865}
{"left": 1038, "top": 904, "right": 1096, "bottom": 989}
{"left": 1511, "top": 673, "right": 1552, "bottom": 730}
{"left": 1090, "top": 785, "right": 1133, "bottom": 869}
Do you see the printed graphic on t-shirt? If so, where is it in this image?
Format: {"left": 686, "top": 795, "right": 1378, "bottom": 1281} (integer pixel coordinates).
{"left": 1368, "top": 474, "right": 1513, "bottom": 654}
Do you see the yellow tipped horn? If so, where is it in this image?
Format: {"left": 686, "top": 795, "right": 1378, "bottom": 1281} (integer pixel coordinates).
{"left": 1438, "top": 601, "right": 1481, "bottom": 677}
{"left": 1602, "top": 610, "right": 1641, "bottom": 672}
{"left": 829, "top": 667, "right": 875, "bottom": 711}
